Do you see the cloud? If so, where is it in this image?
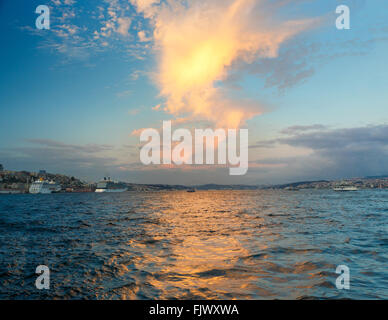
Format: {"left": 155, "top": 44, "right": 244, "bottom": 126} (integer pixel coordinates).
{"left": 128, "top": 124, "right": 388, "bottom": 184}
{"left": 131, "top": 0, "right": 317, "bottom": 128}
{"left": 116, "top": 89, "right": 132, "bottom": 97}
{"left": 4, "top": 125, "right": 388, "bottom": 185}
{"left": 277, "top": 125, "right": 388, "bottom": 151}
{"left": 239, "top": 41, "right": 320, "bottom": 91}
{"left": 280, "top": 124, "right": 328, "bottom": 135}
{"left": 137, "top": 30, "right": 151, "bottom": 42}
{"left": 131, "top": 128, "right": 147, "bottom": 136}
{"left": 52, "top": 0, "right": 76, "bottom": 7}
{"left": 26, "top": 139, "right": 114, "bottom": 153}
{"left": 251, "top": 124, "right": 388, "bottom": 182}
{"left": 130, "top": 0, "right": 159, "bottom": 17}
{"left": 128, "top": 70, "right": 145, "bottom": 81}
{"left": 25, "top": 0, "right": 386, "bottom": 75}
{"left": 0, "top": 139, "right": 142, "bottom": 182}
{"left": 117, "top": 17, "right": 132, "bottom": 36}
{"left": 31, "top": 0, "right": 136, "bottom": 61}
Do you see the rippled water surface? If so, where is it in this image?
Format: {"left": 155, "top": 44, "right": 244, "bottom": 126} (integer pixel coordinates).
{"left": 0, "top": 190, "right": 387, "bottom": 299}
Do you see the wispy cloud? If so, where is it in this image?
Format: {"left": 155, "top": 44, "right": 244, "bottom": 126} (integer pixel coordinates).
{"left": 280, "top": 124, "right": 328, "bottom": 135}
{"left": 26, "top": 139, "right": 114, "bottom": 153}
{"left": 0, "top": 139, "right": 140, "bottom": 181}
{"left": 27, "top": 0, "right": 138, "bottom": 61}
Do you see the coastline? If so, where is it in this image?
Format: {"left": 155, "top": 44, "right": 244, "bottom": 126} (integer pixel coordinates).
{"left": 1, "top": 169, "right": 388, "bottom": 194}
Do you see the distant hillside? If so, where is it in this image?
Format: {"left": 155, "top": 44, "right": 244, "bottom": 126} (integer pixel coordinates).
{"left": 364, "top": 174, "right": 388, "bottom": 179}
{"left": 269, "top": 177, "right": 388, "bottom": 190}
{"left": 0, "top": 170, "right": 87, "bottom": 191}
{"left": 272, "top": 180, "right": 329, "bottom": 189}
{"left": 2, "top": 169, "right": 388, "bottom": 193}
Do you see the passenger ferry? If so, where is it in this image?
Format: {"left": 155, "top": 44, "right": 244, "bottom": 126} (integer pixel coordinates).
{"left": 29, "top": 179, "right": 61, "bottom": 194}
{"left": 333, "top": 185, "right": 359, "bottom": 191}
{"left": 95, "top": 177, "right": 128, "bottom": 193}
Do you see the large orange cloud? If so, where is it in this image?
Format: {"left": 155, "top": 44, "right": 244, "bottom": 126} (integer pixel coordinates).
{"left": 132, "top": 0, "right": 316, "bottom": 128}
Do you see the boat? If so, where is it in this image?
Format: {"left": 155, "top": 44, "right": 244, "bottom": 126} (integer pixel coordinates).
{"left": 187, "top": 188, "right": 196, "bottom": 193}
{"left": 284, "top": 186, "right": 299, "bottom": 191}
{"left": 95, "top": 177, "right": 127, "bottom": 193}
{"left": 29, "top": 179, "right": 61, "bottom": 194}
{"left": 333, "top": 185, "right": 359, "bottom": 191}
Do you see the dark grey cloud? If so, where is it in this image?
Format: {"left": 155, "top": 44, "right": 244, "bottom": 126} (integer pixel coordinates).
{"left": 278, "top": 125, "right": 388, "bottom": 151}
{"left": 282, "top": 125, "right": 388, "bottom": 178}
{"left": 251, "top": 124, "right": 388, "bottom": 183}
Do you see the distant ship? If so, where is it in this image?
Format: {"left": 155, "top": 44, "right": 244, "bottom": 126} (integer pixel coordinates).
{"left": 29, "top": 179, "right": 61, "bottom": 194}
{"left": 95, "top": 177, "right": 127, "bottom": 193}
{"left": 284, "top": 186, "right": 299, "bottom": 191}
{"left": 333, "top": 185, "right": 359, "bottom": 191}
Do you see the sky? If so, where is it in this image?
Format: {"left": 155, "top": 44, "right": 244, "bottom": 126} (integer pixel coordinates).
{"left": 1, "top": 0, "right": 388, "bottom": 185}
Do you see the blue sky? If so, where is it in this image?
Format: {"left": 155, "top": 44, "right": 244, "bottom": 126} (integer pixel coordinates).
{"left": 1, "top": 0, "right": 388, "bottom": 184}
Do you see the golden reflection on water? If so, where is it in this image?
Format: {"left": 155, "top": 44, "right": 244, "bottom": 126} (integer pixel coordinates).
{"left": 92, "top": 190, "right": 348, "bottom": 299}
{"left": 125, "top": 191, "right": 275, "bottom": 299}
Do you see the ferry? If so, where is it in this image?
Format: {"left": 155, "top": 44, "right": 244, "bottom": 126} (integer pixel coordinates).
{"left": 333, "top": 185, "right": 359, "bottom": 191}
{"left": 29, "top": 179, "right": 61, "bottom": 194}
{"left": 95, "top": 177, "right": 128, "bottom": 193}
